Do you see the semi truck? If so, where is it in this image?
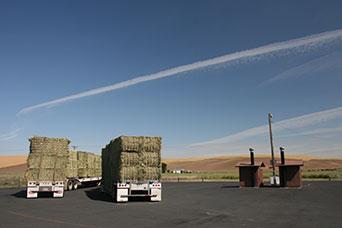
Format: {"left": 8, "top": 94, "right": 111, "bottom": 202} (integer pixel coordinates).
{"left": 25, "top": 137, "right": 101, "bottom": 198}
{"left": 101, "top": 136, "right": 162, "bottom": 202}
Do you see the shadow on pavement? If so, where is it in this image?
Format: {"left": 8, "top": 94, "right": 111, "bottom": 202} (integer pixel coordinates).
{"left": 261, "top": 184, "right": 281, "bottom": 188}
{"left": 11, "top": 190, "right": 55, "bottom": 198}
{"left": 85, "top": 187, "right": 157, "bottom": 203}
{"left": 220, "top": 185, "right": 240, "bottom": 189}
{"left": 85, "top": 188, "right": 113, "bottom": 202}
{"left": 11, "top": 190, "right": 26, "bottom": 198}
{"left": 128, "top": 196, "right": 152, "bottom": 202}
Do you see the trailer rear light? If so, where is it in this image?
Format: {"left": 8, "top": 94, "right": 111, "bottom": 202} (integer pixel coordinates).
{"left": 118, "top": 183, "right": 129, "bottom": 188}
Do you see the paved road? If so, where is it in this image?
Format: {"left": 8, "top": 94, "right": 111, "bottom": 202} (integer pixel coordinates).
{"left": 0, "top": 182, "right": 341, "bottom": 228}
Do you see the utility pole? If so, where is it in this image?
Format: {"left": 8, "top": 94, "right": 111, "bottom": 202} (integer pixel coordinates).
{"left": 268, "top": 113, "right": 276, "bottom": 184}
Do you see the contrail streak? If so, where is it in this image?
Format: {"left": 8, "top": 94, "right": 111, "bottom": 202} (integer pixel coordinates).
{"left": 260, "top": 51, "right": 342, "bottom": 86}
{"left": 17, "top": 29, "right": 342, "bottom": 116}
{"left": 190, "top": 106, "right": 342, "bottom": 147}
{"left": 0, "top": 128, "right": 21, "bottom": 141}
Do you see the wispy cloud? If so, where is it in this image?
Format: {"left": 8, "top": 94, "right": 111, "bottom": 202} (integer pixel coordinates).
{"left": 0, "top": 128, "right": 21, "bottom": 141}
{"left": 190, "top": 106, "right": 342, "bottom": 147}
{"left": 279, "top": 126, "right": 342, "bottom": 138}
{"left": 261, "top": 51, "right": 342, "bottom": 86}
{"left": 17, "top": 29, "right": 342, "bottom": 116}
{"left": 165, "top": 106, "right": 342, "bottom": 157}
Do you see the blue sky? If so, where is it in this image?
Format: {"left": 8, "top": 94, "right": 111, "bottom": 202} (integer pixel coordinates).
{"left": 1, "top": 0, "right": 342, "bottom": 157}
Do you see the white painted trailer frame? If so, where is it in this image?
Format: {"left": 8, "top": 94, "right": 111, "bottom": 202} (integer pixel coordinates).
{"left": 114, "top": 180, "right": 162, "bottom": 202}
{"left": 27, "top": 181, "right": 64, "bottom": 198}
{"left": 26, "top": 177, "right": 102, "bottom": 198}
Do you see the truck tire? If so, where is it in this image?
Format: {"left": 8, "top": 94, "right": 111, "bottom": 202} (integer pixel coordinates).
{"left": 73, "top": 182, "right": 78, "bottom": 190}
{"left": 67, "top": 181, "right": 73, "bottom": 191}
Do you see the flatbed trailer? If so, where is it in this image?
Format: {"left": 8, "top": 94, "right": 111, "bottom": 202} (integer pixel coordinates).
{"left": 27, "top": 176, "right": 102, "bottom": 198}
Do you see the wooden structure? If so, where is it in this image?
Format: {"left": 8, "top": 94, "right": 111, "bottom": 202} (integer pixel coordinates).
{"left": 236, "top": 149, "right": 265, "bottom": 187}
{"left": 277, "top": 147, "right": 304, "bottom": 188}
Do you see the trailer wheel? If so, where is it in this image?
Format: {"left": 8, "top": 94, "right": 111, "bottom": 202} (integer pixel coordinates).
{"left": 73, "top": 182, "right": 78, "bottom": 190}
{"left": 67, "top": 181, "right": 73, "bottom": 191}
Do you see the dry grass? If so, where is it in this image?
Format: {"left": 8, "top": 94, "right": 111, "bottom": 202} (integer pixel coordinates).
{"left": 163, "top": 155, "right": 342, "bottom": 171}
{"left": 0, "top": 163, "right": 27, "bottom": 188}
{"left": 0, "top": 155, "right": 27, "bottom": 168}
{"left": 1, "top": 154, "right": 342, "bottom": 188}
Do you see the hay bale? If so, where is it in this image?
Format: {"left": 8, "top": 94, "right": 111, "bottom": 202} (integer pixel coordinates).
{"left": 77, "top": 168, "right": 88, "bottom": 177}
{"left": 102, "top": 136, "right": 161, "bottom": 194}
{"left": 119, "top": 136, "right": 161, "bottom": 152}
{"left": 66, "top": 151, "right": 78, "bottom": 178}
{"left": 25, "top": 136, "right": 70, "bottom": 181}
{"left": 76, "top": 151, "right": 101, "bottom": 178}
{"left": 26, "top": 168, "right": 67, "bottom": 180}
{"left": 29, "top": 136, "right": 70, "bottom": 155}
{"left": 27, "top": 154, "right": 69, "bottom": 169}
{"left": 25, "top": 137, "right": 101, "bottom": 180}
{"left": 76, "top": 151, "right": 88, "bottom": 169}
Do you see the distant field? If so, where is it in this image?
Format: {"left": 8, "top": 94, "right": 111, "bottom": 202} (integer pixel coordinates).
{"left": 162, "top": 169, "right": 342, "bottom": 182}
{"left": 164, "top": 155, "right": 342, "bottom": 171}
{"left": 0, "top": 163, "right": 27, "bottom": 188}
{"left": 0, "top": 156, "right": 27, "bottom": 188}
{"left": 163, "top": 155, "right": 342, "bottom": 181}
{"left": 0, "top": 155, "right": 26, "bottom": 168}
{"left": 1, "top": 154, "right": 342, "bottom": 188}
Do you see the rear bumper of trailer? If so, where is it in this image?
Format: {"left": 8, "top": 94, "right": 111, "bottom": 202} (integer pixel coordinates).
{"left": 26, "top": 181, "right": 64, "bottom": 198}
{"left": 115, "top": 181, "right": 162, "bottom": 202}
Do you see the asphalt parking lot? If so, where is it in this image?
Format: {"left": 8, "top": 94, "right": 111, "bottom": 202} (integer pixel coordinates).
{"left": 0, "top": 181, "right": 341, "bottom": 228}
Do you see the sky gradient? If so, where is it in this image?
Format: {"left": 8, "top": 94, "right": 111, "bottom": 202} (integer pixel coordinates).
{"left": 1, "top": 0, "right": 342, "bottom": 157}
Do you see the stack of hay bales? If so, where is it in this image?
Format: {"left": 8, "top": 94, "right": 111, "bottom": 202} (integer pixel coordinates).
{"left": 25, "top": 136, "right": 70, "bottom": 181}
{"left": 102, "top": 136, "right": 161, "bottom": 193}
{"left": 66, "top": 150, "right": 78, "bottom": 178}
{"left": 94, "top": 155, "right": 102, "bottom": 177}
{"left": 76, "top": 151, "right": 101, "bottom": 177}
